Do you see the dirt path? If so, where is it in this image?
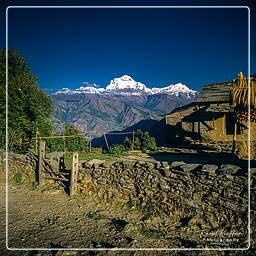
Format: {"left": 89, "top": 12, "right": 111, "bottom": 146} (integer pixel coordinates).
{"left": 0, "top": 183, "right": 181, "bottom": 256}
{"left": 0, "top": 183, "right": 252, "bottom": 256}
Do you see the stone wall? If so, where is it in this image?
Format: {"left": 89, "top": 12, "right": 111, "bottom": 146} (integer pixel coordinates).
{"left": 0, "top": 151, "right": 37, "bottom": 183}
{"left": 1, "top": 151, "right": 254, "bottom": 236}
{"left": 78, "top": 159, "right": 251, "bottom": 231}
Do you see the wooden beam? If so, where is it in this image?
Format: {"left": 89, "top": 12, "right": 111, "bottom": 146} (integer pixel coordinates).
{"left": 103, "top": 133, "right": 109, "bottom": 150}
{"left": 38, "top": 140, "right": 46, "bottom": 185}
{"left": 70, "top": 152, "right": 78, "bottom": 196}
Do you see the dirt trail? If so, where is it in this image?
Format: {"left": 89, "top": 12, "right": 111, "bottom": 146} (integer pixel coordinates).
{"left": 0, "top": 183, "right": 180, "bottom": 256}
{"left": 0, "top": 183, "right": 252, "bottom": 256}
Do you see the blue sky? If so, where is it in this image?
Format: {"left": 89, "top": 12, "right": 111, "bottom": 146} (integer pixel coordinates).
{"left": 2, "top": 1, "right": 255, "bottom": 92}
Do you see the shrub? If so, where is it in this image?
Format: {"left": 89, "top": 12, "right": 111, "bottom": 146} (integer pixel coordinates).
{"left": 90, "top": 147, "right": 102, "bottom": 154}
{"left": 13, "top": 173, "right": 22, "bottom": 184}
{"left": 109, "top": 144, "right": 125, "bottom": 156}
{"left": 124, "top": 130, "right": 157, "bottom": 152}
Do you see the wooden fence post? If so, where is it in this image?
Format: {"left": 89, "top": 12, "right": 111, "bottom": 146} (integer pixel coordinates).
{"left": 70, "top": 152, "right": 78, "bottom": 196}
{"left": 103, "top": 133, "right": 109, "bottom": 151}
{"left": 38, "top": 140, "right": 46, "bottom": 185}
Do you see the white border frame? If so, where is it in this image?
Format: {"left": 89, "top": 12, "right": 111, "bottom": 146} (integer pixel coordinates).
{"left": 5, "top": 5, "right": 251, "bottom": 251}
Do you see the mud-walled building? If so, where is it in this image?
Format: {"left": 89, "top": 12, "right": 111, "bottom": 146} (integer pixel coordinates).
{"left": 163, "top": 75, "right": 256, "bottom": 148}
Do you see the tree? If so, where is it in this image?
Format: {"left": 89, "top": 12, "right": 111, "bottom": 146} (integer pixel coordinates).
{"left": 0, "top": 49, "right": 53, "bottom": 152}
{"left": 124, "top": 130, "right": 157, "bottom": 151}
{"left": 63, "top": 124, "right": 88, "bottom": 152}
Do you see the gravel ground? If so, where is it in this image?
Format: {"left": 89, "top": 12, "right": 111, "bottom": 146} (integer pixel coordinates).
{"left": 0, "top": 182, "right": 254, "bottom": 256}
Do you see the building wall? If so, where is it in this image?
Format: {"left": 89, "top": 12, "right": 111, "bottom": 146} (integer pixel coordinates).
{"left": 165, "top": 112, "right": 256, "bottom": 143}
{"left": 182, "top": 116, "right": 256, "bottom": 142}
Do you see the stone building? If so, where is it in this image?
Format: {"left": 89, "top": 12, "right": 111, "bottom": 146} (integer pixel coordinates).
{"left": 163, "top": 77, "right": 256, "bottom": 146}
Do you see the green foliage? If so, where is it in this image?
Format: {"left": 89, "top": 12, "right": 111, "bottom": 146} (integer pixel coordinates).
{"left": 13, "top": 173, "right": 22, "bottom": 184}
{"left": 124, "top": 130, "right": 157, "bottom": 152}
{"left": 108, "top": 144, "right": 125, "bottom": 156}
{"left": 0, "top": 49, "right": 53, "bottom": 152}
{"left": 64, "top": 124, "right": 88, "bottom": 152}
{"left": 46, "top": 124, "right": 88, "bottom": 153}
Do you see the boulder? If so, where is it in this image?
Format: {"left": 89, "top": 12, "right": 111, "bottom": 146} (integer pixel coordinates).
{"left": 170, "top": 161, "right": 185, "bottom": 168}
{"left": 180, "top": 163, "right": 201, "bottom": 172}
{"left": 218, "top": 164, "right": 241, "bottom": 175}
{"left": 202, "top": 164, "right": 218, "bottom": 173}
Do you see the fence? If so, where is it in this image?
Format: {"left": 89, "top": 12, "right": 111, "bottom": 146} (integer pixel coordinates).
{"left": 32, "top": 130, "right": 135, "bottom": 153}
{"left": 37, "top": 140, "right": 78, "bottom": 196}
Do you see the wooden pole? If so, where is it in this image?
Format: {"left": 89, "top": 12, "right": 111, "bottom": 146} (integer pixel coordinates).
{"left": 103, "top": 133, "right": 109, "bottom": 150}
{"left": 70, "top": 152, "right": 78, "bottom": 196}
{"left": 89, "top": 132, "right": 92, "bottom": 153}
{"left": 232, "top": 122, "right": 238, "bottom": 161}
{"left": 38, "top": 140, "right": 46, "bottom": 185}
{"left": 35, "top": 129, "right": 38, "bottom": 154}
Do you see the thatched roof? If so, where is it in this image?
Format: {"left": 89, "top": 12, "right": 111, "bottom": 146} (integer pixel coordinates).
{"left": 194, "top": 81, "right": 232, "bottom": 104}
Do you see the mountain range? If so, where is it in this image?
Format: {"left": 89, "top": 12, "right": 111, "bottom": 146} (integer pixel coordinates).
{"left": 52, "top": 75, "right": 198, "bottom": 135}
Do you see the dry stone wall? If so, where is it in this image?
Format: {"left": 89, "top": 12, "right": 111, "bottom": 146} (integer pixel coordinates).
{"left": 1, "top": 150, "right": 254, "bottom": 237}
{"left": 78, "top": 159, "right": 251, "bottom": 231}
{"left": 0, "top": 151, "right": 37, "bottom": 183}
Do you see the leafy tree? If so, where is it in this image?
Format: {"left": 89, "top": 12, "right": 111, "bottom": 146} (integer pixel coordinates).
{"left": 63, "top": 124, "right": 88, "bottom": 152}
{"left": 124, "top": 130, "right": 157, "bottom": 152}
{"left": 108, "top": 144, "right": 125, "bottom": 156}
{"left": 0, "top": 48, "right": 53, "bottom": 152}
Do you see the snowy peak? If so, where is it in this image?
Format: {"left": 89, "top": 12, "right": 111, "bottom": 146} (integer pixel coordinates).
{"left": 55, "top": 88, "right": 76, "bottom": 95}
{"left": 76, "top": 86, "right": 105, "bottom": 94}
{"left": 152, "top": 83, "right": 197, "bottom": 96}
{"left": 54, "top": 75, "right": 197, "bottom": 96}
{"left": 120, "top": 75, "right": 134, "bottom": 81}
{"left": 106, "top": 75, "right": 150, "bottom": 93}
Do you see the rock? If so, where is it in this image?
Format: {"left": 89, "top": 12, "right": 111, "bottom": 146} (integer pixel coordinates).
{"left": 202, "top": 164, "right": 218, "bottom": 173}
{"left": 161, "top": 161, "right": 169, "bottom": 169}
{"left": 155, "top": 161, "right": 162, "bottom": 169}
{"left": 45, "top": 152, "right": 64, "bottom": 159}
{"left": 82, "top": 161, "right": 91, "bottom": 168}
{"left": 123, "top": 161, "right": 134, "bottom": 168}
{"left": 180, "top": 163, "right": 201, "bottom": 172}
{"left": 158, "top": 168, "right": 171, "bottom": 177}
{"left": 103, "top": 162, "right": 115, "bottom": 168}
{"left": 251, "top": 168, "right": 256, "bottom": 176}
{"left": 171, "top": 161, "right": 185, "bottom": 168}
{"left": 219, "top": 164, "right": 241, "bottom": 174}
{"left": 86, "top": 159, "right": 106, "bottom": 167}
{"left": 145, "top": 162, "right": 155, "bottom": 169}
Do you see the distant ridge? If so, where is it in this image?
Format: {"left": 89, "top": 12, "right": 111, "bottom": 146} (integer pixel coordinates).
{"left": 54, "top": 75, "right": 197, "bottom": 96}
{"left": 52, "top": 75, "right": 198, "bottom": 134}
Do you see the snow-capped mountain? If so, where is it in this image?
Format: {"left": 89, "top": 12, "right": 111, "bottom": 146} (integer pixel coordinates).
{"left": 54, "top": 75, "right": 197, "bottom": 96}
{"left": 52, "top": 75, "right": 198, "bottom": 135}
{"left": 105, "top": 75, "right": 152, "bottom": 94}
{"left": 151, "top": 83, "right": 197, "bottom": 96}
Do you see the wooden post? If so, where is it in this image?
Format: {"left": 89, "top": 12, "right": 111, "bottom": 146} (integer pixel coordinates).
{"left": 38, "top": 140, "right": 46, "bottom": 185}
{"left": 103, "top": 133, "right": 109, "bottom": 151}
{"left": 70, "top": 152, "right": 78, "bottom": 196}
{"left": 89, "top": 132, "right": 92, "bottom": 153}
{"left": 35, "top": 129, "right": 38, "bottom": 154}
{"left": 232, "top": 122, "right": 238, "bottom": 161}
{"left": 132, "top": 131, "right": 135, "bottom": 151}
